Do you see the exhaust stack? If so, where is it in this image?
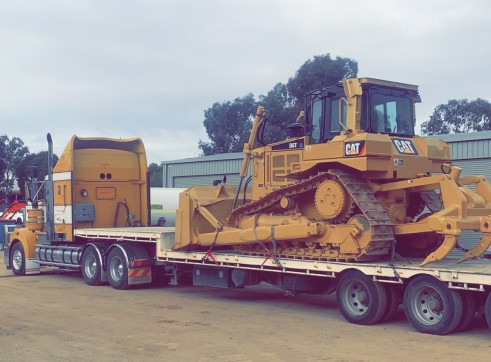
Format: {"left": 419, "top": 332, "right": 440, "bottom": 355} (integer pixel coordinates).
{"left": 45, "top": 133, "right": 55, "bottom": 241}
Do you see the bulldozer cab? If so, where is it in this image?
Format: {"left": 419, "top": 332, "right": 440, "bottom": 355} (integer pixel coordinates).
{"left": 304, "top": 78, "right": 418, "bottom": 144}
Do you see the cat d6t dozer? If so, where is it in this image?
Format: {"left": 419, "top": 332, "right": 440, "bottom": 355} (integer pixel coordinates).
{"left": 174, "top": 78, "right": 491, "bottom": 266}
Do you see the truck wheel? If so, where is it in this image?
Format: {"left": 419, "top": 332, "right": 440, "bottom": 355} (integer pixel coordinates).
{"left": 455, "top": 291, "right": 477, "bottom": 332}
{"left": 336, "top": 270, "right": 387, "bottom": 325}
{"left": 81, "top": 246, "right": 103, "bottom": 286}
{"left": 484, "top": 291, "right": 491, "bottom": 330}
{"left": 403, "top": 275, "right": 463, "bottom": 335}
{"left": 10, "top": 242, "right": 26, "bottom": 276}
{"left": 107, "top": 248, "right": 129, "bottom": 290}
{"left": 380, "top": 284, "right": 402, "bottom": 323}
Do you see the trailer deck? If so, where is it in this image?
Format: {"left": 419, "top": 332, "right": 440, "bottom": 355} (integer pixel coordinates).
{"left": 74, "top": 226, "right": 491, "bottom": 292}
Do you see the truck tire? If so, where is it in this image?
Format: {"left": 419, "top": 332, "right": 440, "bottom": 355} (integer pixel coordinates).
{"left": 455, "top": 291, "right": 477, "bottom": 332}
{"left": 10, "top": 242, "right": 26, "bottom": 276}
{"left": 484, "top": 291, "right": 491, "bottom": 330}
{"left": 107, "top": 247, "right": 129, "bottom": 290}
{"left": 336, "top": 270, "right": 387, "bottom": 325}
{"left": 403, "top": 275, "right": 463, "bottom": 335}
{"left": 81, "top": 246, "right": 103, "bottom": 286}
{"left": 380, "top": 284, "right": 402, "bottom": 323}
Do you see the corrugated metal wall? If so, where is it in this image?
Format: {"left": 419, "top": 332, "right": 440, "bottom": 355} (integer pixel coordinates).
{"left": 173, "top": 174, "right": 242, "bottom": 188}
{"left": 162, "top": 153, "right": 245, "bottom": 187}
{"left": 441, "top": 133, "right": 491, "bottom": 257}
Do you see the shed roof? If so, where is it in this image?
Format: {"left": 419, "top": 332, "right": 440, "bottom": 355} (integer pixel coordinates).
{"left": 161, "top": 152, "right": 243, "bottom": 165}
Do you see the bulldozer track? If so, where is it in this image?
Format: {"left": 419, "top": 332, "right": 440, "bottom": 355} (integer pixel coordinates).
{"left": 420, "top": 190, "right": 443, "bottom": 213}
{"left": 230, "top": 169, "right": 395, "bottom": 260}
{"left": 329, "top": 169, "right": 394, "bottom": 259}
{"left": 227, "top": 172, "right": 329, "bottom": 226}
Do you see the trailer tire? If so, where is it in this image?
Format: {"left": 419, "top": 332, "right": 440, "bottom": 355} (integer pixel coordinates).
{"left": 107, "top": 248, "right": 129, "bottom": 290}
{"left": 403, "top": 275, "right": 463, "bottom": 335}
{"left": 336, "top": 270, "right": 387, "bottom": 325}
{"left": 455, "top": 291, "right": 477, "bottom": 332}
{"left": 484, "top": 291, "right": 491, "bottom": 330}
{"left": 10, "top": 242, "right": 26, "bottom": 276}
{"left": 81, "top": 246, "right": 103, "bottom": 286}
{"left": 380, "top": 284, "right": 402, "bottom": 323}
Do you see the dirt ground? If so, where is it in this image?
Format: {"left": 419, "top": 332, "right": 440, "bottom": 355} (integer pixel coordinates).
{"left": 1, "top": 253, "right": 491, "bottom": 362}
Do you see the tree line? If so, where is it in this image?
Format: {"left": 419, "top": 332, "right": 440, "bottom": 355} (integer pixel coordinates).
{"left": 198, "top": 54, "right": 358, "bottom": 155}
{"left": 0, "top": 136, "right": 57, "bottom": 203}
{"left": 2, "top": 53, "right": 491, "bottom": 201}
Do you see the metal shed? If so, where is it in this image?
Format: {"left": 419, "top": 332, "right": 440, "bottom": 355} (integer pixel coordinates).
{"left": 161, "top": 152, "right": 245, "bottom": 188}
{"left": 433, "top": 131, "right": 491, "bottom": 255}
{"left": 162, "top": 131, "right": 491, "bottom": 187}
{"left": 435, "top": 131, "right": 491, "bottom": 178}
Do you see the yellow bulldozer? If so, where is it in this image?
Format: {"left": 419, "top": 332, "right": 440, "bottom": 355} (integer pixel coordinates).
{"left": 174, "top": 77, "right": 491, "bottom": 266}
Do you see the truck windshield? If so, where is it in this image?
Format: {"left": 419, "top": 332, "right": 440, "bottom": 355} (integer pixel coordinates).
{"left": 370, "top": 91, "right": 414, "bottom": 136}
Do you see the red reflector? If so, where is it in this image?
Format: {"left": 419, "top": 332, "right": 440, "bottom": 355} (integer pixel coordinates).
{"left": 130, "top": 258, "right": 154, "bottom": 268}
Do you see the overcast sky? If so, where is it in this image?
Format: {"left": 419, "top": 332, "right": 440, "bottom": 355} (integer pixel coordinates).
{"left": 1, "top": 0, "right": 490, "bottom": 164}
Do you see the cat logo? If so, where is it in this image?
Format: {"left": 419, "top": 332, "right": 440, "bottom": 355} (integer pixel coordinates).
{"left": 344, "top": 141, "right": 366, "bottom": 157}
{"left": 392, "top": 138, "right": 418, "bottom": 155}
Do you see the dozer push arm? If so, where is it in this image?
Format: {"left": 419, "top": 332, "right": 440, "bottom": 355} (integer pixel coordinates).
{"left": 232, "top": 106, "right": 266, "bottom": 210}
{"left": 239, "top": 106, "right": 265, "bottom": 178}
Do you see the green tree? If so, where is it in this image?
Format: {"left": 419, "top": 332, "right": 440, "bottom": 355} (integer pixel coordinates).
{"left": 421, "top": 98, "right": 491, "bottom": 135}
{"left": 258, "top": 82, "right": 298, "bottom": 143}
{"left": 148, "top": 162, "right": 163, "bottom": 187}
{"left": 198, "top": 94, "right": 257, "bottom": 155}
{"left": 287, "top": 54, "right": 358, "bottom": 107}
{"left": 15, "top": 151, "right": 59, "bottom": 200}
{"left": 0, "top": 135, "right": 29, "bottom": 200}
{"left": 263, "top": 55, "right": 358, "bottom": 142}
{"left": 199, "top": 54, "right": 358, "bottom": 155}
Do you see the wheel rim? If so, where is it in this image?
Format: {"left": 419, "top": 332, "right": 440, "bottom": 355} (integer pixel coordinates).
{"left": 410, "top": 286, "right": 444, "bottom": 325}
{"left": 341, "top": 280, "right": 370, "bottom": 316}
{"left": 110, "top": 255, "right": 124, "bottom": 282}
{"left": 84, "top": 254, "right": 97, "bottom": 279}
{"left": 12, "top": 249, "right": 23, "bottom": 271}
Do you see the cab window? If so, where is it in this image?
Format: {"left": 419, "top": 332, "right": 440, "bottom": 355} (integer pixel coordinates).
{"left": 370, "top": 93, "right": 413, "bottom": 135}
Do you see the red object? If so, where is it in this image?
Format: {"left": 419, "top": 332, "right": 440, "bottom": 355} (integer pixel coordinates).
{"left": 202, "top": 247, "right": 219, "bottom": 265}
{"left": 130, "top": 258, "right": 155, "bottom": 268}
{"left": 0, "top": 201, "right": 26, "bottom": 220}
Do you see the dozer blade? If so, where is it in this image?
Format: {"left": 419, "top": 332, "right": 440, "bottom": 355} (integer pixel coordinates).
{"left": 458, "top": 232, "right": 491, "bottom": 263}
{"left": 420, "top": 235, "right": 457, "bottom": 267}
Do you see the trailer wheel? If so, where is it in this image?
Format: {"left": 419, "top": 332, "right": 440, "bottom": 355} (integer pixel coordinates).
{"left": 484, "top": 291, "right": 491, "bottom": 330}
{"left": 81, "top": 246, "right": 103, "bottom": 286}
{"left": 455, "top": 291, "right": 477, "bottom": 332}
{"left": 336, "top": 270, "right": 387, "bottom": 325}
{"left": 403, "top": 275, "right": 463, "bottom": 335}
{"left": 380, "top": 284, "right": 402, "bottom": 323}
{"left": 107, "top": 248, "right": 129, "bottom": 290}
{"left": 10, "top": 242, "right": 26, "bottom": 276}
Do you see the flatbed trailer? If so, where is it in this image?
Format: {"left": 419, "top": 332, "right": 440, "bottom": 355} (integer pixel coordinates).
{"left": 8, "top": 225, "right": 489, "bottom": 336}
{"left": 7, "top": 125, "right": 491, "bottom": 337}
{"left": 71, "top": 226, "right": 491, "bottom": 289}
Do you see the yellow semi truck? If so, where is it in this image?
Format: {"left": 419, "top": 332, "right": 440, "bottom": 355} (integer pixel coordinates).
{"left": 5, "top": 77, "right": 491, "bottom": 336}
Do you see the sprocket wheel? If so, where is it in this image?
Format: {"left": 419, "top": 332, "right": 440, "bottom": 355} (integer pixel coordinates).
{"left": 315, "top": 179, "right": 355, "bottom": 223}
